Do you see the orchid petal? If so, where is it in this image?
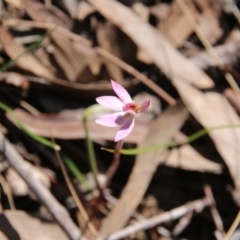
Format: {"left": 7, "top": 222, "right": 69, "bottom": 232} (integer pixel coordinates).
{"left": 139, "top": 99, "right": 150, "bottom": 113}
{"left": 111, "top": 80, "right": 132, "bottom": 103}
{"left": 95, "top": 112, "right": 124, "bottom": 127}
{"left": 115, "top": 115, "right": 135, "bottom": 142}
{"left": 96, "top": 96, "right": 124, "bottom": 111}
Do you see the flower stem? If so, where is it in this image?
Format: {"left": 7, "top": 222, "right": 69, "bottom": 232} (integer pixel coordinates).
{"left": 105, "top": 140, "right": 123, "bottom": 188}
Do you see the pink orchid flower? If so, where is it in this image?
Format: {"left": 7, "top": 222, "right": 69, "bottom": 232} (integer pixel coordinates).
{"left": 95, "top": 80, "right": 150, "bottom": 142}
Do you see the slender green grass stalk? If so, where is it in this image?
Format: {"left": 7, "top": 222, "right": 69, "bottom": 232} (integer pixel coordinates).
{"left": 0, "top": 27, "right": 60, "bottom": 149}
{"left": 102, "top": 124, "right": 240, "bottom": 155}
{"left": 63, "top": 156, "right": 90, "bottom": 191}
{"left": 0, "top": 101, "right": 60, "bottom": 150}
{"left": 0, "top": 26, "right": 57, "bottom": 73}
{"left": 82, "top": 104, "right": 106, "bottom": 190}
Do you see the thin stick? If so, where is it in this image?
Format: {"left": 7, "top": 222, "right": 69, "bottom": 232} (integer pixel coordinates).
{"left": 172, "top": 212, "right": 193, "bottom": 236}
{"left": 0, "top": 132, "right": 84, "bottom": 240}
{"left": 95, "top": 47, "right": 176, "bottom": 106}
{"left": 54, "top": 145, "right": 97, "bottom": 236}
{"left": 223, "top": 210, "right": 240, "bottom": 240}
{"left": 204, "top": 185, "right": 225, "bottom": 236}
{"left": 0, "top": 172, "right": 15, "bottom": 210}
{"left": 104, "top": 140, "right": 123, "bottom": 188}
{"left": 103, "top": 197, "right": 211, "bottom": 240}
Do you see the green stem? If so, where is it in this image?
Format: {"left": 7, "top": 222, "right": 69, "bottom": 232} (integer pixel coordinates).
{"left": 0, "top": 26, "right": 57, "bottom": 73}
{"left": 0, "top": 102, "right": 60, "bottom": 150}
{"left": 83, "top": 117, "right": 99, "bottom": 186}
{"left": 102, "top": 124, "right": 240, "bottom": 155}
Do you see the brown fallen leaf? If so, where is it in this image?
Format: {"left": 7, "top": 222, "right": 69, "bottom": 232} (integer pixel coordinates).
{"left": 6, "top": 164, "right": 50, "bottom": 197}
{"left": 0, "top": 26, "right": 55, "bottom": 80}
{"left": 0, "top": 72, "right": 30, "bottom": 90}
{"left": 159, "top": 0, "right": 198, "bottom": 47}
{"left": 3, "top": 19, "right": 91, "bottom": 47}
{"left": 50, "top": 34, "right": 86, "bottom": 82}
{"left": 5, "top": 0, "right": 23, "bottom": 8}
{"left": 0, "top": 210, "right": 68, "bottom": 240}
{"left": 51, "top": 31, "right": 88, "bottom": 82}
{"left": 166, "top": 146, "right": 222, "bottom": 173}
{"left": 196, "top": 0, "right": 222, "bottom": 45}
{"left": 150, "top": 3, "right": 170, "bottom": 21}
{"left": 166, "top": 131, "right": 222, "bottom": 173}
{"left": 6, "top": 108, "right": 149, "bottom": 144}
{"left": 96, "top": 22, "right": 123, "bottom": 81}
{"left": 190, "top": 41, "right": 240, "bottom": 69}
{"left": 224, "top": 88, "right": 240, "bottom": 115}
{"left": 73, "top": 42, "right": 102, "bottom": 76}
{"left": 61, "top": 0, "right": 78, "bottom": 18}
{"left": 87, "top": 0, "right": 213, "bottom": 88}
{"left": 188, "top": 28, "right": 240, "bottom": 69}
{"left": 132, "top": 2, "right": 149, "bottom": 22}
{"left": 172, "top": 80, "right": 240, "bottom": 193}
{"left": 1, "top": 19, "right": 140, "bottom": 96}
{"left": 99, "top": 103, "right": 189, "bottom": 237}
{"left": 24, "top": 1, "right": 73, "bottom": 30}
{"left": 76, "top": 1, "right": 96, "bottom": 20}
{"left": 34, "top": 47, "right": 57, "bottom": 74}
{"left": 159, "top": 0, "right": 222, "bottom": 48}
{"left": 24, "top": 1, "right": 85, "bottom": 82}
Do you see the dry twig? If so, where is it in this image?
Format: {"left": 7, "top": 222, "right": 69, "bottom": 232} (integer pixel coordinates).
{"left": 0, "top": 131, "right": 84, "bottom": 240}
{"left": 54, "top": 145, "right": 97, "bottom": 236}
{"left": 204, "top": 185, "right": 225, "bottom": 237}
{"left": 224, "top": 210, "right": 240, "bottom": 240}
{"left": 0, "top": 172, "right": 15, "bottom": 210}
{"left": 103, "top": 197, "right": 212, "bottom": 240}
